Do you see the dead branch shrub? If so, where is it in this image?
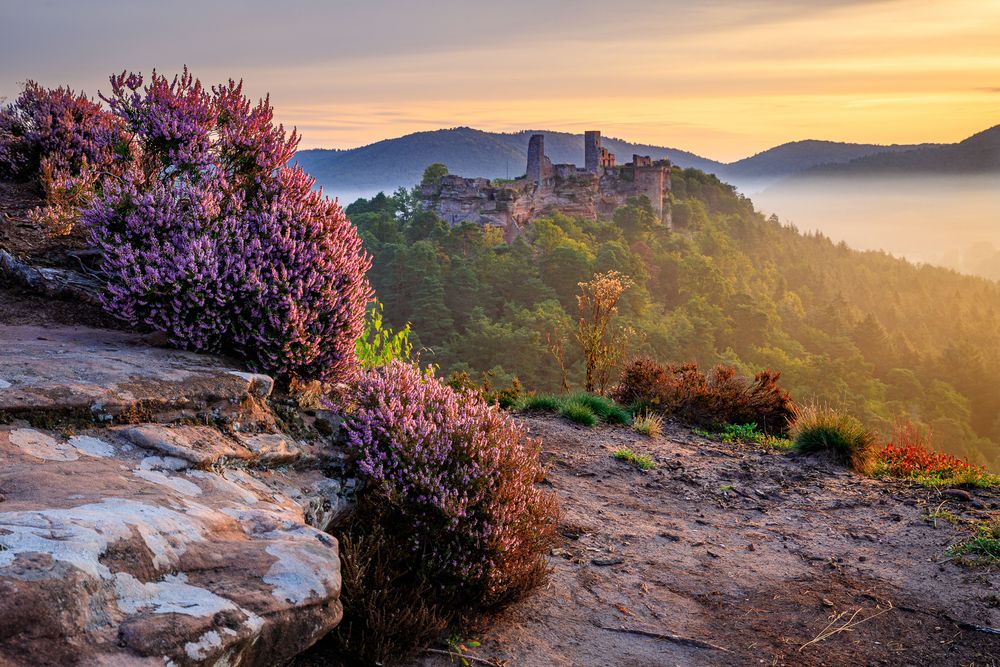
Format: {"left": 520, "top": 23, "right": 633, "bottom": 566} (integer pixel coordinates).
{"left": 613, "top": 358, "right": 795, "bottom": 434}
{"left": 313, "top": 516, "right": 451, "bottom": 666}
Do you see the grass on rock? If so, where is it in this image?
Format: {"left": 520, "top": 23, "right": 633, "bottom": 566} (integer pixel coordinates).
{"left": 947, "top": 518, "right": 1000, "bottom": 564}
{"left": 613, "top": 447, "right": 656, "bottom": 471}
{"left": 516, "top": 392, "right": 631, "bottom": 428}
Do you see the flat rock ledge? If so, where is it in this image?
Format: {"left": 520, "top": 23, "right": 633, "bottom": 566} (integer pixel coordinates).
{"left": 0, "top": 325, "right": 274, "bottom": 422}
{"left": 0, "top": 325, "right": 350, "bottom": 666}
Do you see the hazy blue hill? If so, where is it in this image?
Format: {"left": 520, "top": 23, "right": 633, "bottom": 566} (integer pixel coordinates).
{"left": 724, "top": 139, "right": 929, "bottom": 190}
{"left": 790, "top": 125, "right": 1000, "bottom": 178}
{"left": 295, "top": 127, "right": 523, "bottom": 199}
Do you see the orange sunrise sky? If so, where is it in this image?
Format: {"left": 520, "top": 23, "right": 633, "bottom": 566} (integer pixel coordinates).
{"left": 2, "top": 0, "right": 998, "bottom": 161}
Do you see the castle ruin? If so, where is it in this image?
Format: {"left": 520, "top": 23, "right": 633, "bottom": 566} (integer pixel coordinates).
{"left": 420, "top": 130, "right": 671, "bottom": 239}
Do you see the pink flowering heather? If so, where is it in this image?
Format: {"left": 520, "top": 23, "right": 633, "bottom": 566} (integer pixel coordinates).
{"left": 82, "top": 69, "right": 372, "bottom": 381}
{"left": 0, "top": 80, "right": 125, "bottom": 180}
{"left": 344, "top": 361, "right": 558, "bottom": 602}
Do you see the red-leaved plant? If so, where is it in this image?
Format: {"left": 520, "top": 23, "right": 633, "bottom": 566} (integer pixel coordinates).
{"left": 877, "top": 421, "right": 990, "bottom": 486}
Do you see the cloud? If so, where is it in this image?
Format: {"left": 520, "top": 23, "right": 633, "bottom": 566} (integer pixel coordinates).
{"left": 1, "top": 0, "right": 996, "bottom": 160}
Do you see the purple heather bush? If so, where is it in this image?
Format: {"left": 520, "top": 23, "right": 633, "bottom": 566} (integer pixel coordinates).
{"left": 343, "top": 361, "right": 558, "bottom": 604}
{"left": 0, "top": 81, "right": 128, "bottom": 233}
{"left": 0, "top": 80, "right": 124, "bottom": 180}
{"left": 81, "top": 69, "right": 372, "bottom": 381}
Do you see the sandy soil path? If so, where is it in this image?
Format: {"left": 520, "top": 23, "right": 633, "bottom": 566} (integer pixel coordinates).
{"left": 417, "top": 416, "right": 1000, "bottom": 666}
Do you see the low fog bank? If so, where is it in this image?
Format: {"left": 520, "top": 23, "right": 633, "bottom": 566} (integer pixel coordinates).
{"left": 750, "top": 175, "right": 1000, "bottom": 280}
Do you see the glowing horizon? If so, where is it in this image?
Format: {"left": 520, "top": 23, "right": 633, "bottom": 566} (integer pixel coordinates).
{"left": 1, "top": 0, "right": 997, "bottom": 162}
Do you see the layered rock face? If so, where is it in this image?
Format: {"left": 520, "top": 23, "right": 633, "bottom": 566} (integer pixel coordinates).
{"left": 0, "top": 325, "right": 349, "bottom": 666}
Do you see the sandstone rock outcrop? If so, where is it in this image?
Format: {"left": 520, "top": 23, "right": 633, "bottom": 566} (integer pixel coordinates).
{"left": 0, "top": 325, "right": 349, "bottom": 666}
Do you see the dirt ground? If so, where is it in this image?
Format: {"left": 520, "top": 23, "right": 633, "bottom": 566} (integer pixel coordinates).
{"left": 0, "top": 179, "right": 122, "bottom": 330}
{"left": 414, "top": 416, "right": 1000, "bottom": 667}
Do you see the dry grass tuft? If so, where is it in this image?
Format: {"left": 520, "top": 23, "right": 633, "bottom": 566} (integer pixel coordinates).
{"left": 790, "top": 404, "right": 878, "bottom": 474}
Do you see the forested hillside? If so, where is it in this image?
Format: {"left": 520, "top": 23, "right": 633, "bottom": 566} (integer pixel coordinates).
{"left": 347, "top": 171, "right": 1000, "bottom": 469}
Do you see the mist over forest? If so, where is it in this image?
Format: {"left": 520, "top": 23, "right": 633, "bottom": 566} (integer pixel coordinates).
{"left": 753, "top": 175, "right": 1000, "bottom": 279}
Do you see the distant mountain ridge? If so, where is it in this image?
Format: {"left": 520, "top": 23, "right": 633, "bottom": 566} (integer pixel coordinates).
{"left": 294, "top": 125, "right": 999, "bottom": 200}
{"left": 789, "top": 125, "right": 1000, "bottom": 179}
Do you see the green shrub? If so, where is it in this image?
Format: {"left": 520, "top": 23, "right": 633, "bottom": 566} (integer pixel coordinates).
{"left": 790, "top": 405, "right": 878, "bottom": 473}
{"left": 720, "top": 422, "right": 761, "bottom": 443}
{"left": 516, "top": 392, "right": 630, "bottom": 428}
{"left": 559, "top": 402, "right": 598, "bottom": 427}
{"left": 564, "top": 392, "right": 632, "bottom": 425}
{"left": 613, "top": 447, "right": 656, "bottom": 471}
{"left": 517, "top": 394, "right": 563, "bottom": 412}
{"left": 356, "top": 299, "right": 412, "bottom": 369}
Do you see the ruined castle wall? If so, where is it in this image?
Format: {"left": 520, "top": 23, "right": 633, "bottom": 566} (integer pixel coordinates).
{"left": 553, "top": 164, "right": 582, "bottom": 180}
{"left": 420, "top": 130, "right": 671, "bottom": 237}
{"left": 633, "top": 167, "right": 668, "bottom": 217}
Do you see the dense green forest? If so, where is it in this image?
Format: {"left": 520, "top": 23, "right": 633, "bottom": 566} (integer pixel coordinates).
{"left": 346, "top": 168, "right": 1000, "bottom": 469}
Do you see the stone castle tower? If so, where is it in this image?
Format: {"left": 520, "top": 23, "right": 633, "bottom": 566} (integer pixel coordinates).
{"left": 584, "top": 130, "right": 617, "bottom": 174}
{"left": 527, "top": 134, "right": 546, "bottom": 184}
{"left": 584, "top": 131, "right": 601, "bottom": 174}
{"left": 420, "top": 129, "right": 671, "bottom": 237}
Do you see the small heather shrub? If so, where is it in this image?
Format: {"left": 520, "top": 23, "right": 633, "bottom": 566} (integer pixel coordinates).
{"left": 613, "top": 358, "right": 795, "bottom": 434}
{"left": 632, "top": 411, "right": 663, "bottom": 437}
{"left": 82, "top": 69, "right": 372, "bottom": 381}
{"left": 790, "top": 405, "right": 878, "bottom": 473}
{"left": 0, "top": 80, "right": 123, "bottom": 180}
{"left": 876, "top": 422, "right": 998, "bottom": 488}
{"left": 343, "top": 361, "right": 558, "bottom": 604}
{"left": 613, "top": 447, "right": 656, "bottom": 471}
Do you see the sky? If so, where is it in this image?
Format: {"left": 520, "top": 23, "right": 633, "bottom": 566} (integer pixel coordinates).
{"left": 1, "top": 0, "right": 998, "bottom": 162}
